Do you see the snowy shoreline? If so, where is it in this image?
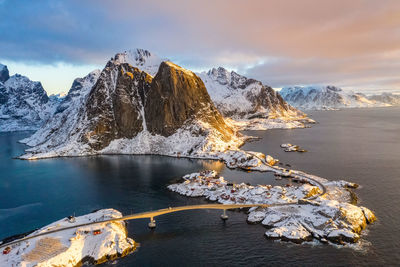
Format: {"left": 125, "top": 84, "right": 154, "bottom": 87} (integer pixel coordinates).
{"left": 0, "top": 209, "right": 136, "bottom": 267}
{"left": 168, "top": 170, "right": 376, "bottom": 246}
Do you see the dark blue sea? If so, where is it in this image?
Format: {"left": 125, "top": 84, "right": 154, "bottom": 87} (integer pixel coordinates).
{"left": 1, "top": 107, "right": 399, "bottom": 266}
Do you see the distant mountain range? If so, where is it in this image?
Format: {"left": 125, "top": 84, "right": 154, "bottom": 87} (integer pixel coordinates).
{"left": 0, "top": 64, "right": 61, "bottom": 132}
{"left": 280, "top": 85, "right": 398, "bottom": 110}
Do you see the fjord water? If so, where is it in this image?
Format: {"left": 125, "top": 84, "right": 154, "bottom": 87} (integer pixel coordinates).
{"left": 0, "top": 107, "right": 399, "bottom": 266}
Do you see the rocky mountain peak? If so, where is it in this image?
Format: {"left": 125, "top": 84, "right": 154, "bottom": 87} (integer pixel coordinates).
{"left": 111, "top": 48, "right": 165, "bottom": 76}
{"left": 145, "top": 61, "right": 233, "bottom": 139}
{"left": 0, "top": 63, "right": 9, "bottom": 83}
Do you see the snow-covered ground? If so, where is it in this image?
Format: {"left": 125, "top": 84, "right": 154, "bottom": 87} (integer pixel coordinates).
{"left": 0, "top": 209, "right": 136, "bottom": 267}
{"left": 168, "top": 170, "right": 376, "bottom": 246}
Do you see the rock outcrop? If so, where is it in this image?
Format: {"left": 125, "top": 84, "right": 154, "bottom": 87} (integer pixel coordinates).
{"left": 0, "top": 64, "right": 9, "bottom": 83}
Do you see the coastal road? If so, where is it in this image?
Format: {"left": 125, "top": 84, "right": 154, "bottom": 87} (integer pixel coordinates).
{"left": 244, "top": 151, "right": 327, "bottom": 198}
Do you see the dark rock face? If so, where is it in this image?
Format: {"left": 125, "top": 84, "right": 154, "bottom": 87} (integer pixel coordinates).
{"left": 0, "top": 82, "right": 8, "bottom": 104}
{"left": 0, "top": 65, "right": 9, "bottom": 83}
{"left": 81, "top": 62, "right": 152, "bottom": 150}
{"left": 145, "top": 62, "right": 231, "bottom": 138}
{"left": 77, "top": 61, "right": 235, "bottom": 151}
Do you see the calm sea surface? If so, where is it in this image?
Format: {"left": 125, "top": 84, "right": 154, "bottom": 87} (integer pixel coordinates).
{"left": 0, "top": 107, "right": 399, "bottom": 266}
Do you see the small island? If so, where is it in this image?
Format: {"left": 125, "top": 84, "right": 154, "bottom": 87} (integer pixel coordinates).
{"left": 281, "top": 143, "right": 308, "bottom": 153}
{"left": 0, "top": 209, "right": 136, "bottom": 267}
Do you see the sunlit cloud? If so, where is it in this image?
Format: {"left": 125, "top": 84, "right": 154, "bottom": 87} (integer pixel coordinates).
{"left": 0, "top": 0, "right": 399, "bottom": 94}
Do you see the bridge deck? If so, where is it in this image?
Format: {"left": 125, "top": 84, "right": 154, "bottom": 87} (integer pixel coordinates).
{"left": 0, "top": 203, "right": 296, "bottom": 249}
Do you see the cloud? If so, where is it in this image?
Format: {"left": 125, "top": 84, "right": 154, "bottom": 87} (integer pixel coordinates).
{"left": 0, "top": 0, "right": 399, "bottom": 93}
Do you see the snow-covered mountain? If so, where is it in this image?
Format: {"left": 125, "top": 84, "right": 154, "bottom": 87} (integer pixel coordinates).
{"left": 368, "top": 92, "right": 400, "bottom": 106}
{"left": 21, "top": 56, "right": 242, "bottom": 159}
{"left": 199, "top": 67, "right": 312, "bottom": 129}
{"left": 280, "top": 85, "right": 388, "bottom": 110}
{"left": 0, "top": 64, "right": 59, "bottom": 132}
{"left": 21, "top": 69, "right": 101, "bottom": 147}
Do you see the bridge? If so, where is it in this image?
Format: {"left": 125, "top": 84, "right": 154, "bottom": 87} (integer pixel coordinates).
{"left": 0, "top": 203, "right": 296, "bottom": 250}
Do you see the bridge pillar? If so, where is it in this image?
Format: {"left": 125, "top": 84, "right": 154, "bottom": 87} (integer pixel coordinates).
{"left": 148, "top": 217, "right": 156, "bottom": 229}
{"left": 220, "top": 209, "right": 228, "bottom": 220}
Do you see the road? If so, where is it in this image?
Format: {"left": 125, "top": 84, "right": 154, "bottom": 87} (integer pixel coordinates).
{"left": 244, "top": 150, "right": 327, "bottom": 198}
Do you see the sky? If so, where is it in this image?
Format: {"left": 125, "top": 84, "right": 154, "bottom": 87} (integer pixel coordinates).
{"left": 1, "top": 0, "right": 399, "bottom": 95}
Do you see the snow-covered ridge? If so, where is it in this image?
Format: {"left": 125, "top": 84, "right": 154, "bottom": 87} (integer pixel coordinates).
{"left": 280, "top": 85, "right": 390, "bottom": 110}
{"left": 199, "top": 67, "right": 313, "bottom": 130}
{"left": 0, "top": 65, "right": 59, "bottom": 132}
{"left": 0, "top": 209, "right": 136, "bottom": 267}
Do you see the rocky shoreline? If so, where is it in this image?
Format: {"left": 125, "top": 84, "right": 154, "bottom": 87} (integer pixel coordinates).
{"left": 168, "top": 170, "right": 376, "bottom": 246}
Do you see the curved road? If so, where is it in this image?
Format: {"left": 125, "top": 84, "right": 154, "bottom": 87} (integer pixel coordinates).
{"left": 244, "top": 151, "right": 327, "bottom": 198}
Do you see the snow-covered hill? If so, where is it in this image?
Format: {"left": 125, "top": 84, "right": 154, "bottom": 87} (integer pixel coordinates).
{"left": 280, "top": 85, "right": 388, "bottom": 110}
{"left": 199, "top": 67, "right": 312, "bottom": 130}
{"left": 0, "top": 65, "right": 59, "bottom": 132}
